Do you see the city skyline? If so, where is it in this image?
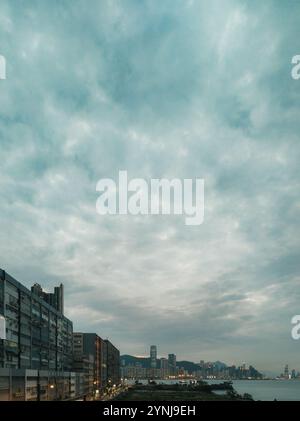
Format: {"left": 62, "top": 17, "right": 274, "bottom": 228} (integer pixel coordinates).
{"left": 125, "top": 346, "right": 298, "bottom": 378}
{"left": 1, "top": 0, "right": 300, "bottom": 374}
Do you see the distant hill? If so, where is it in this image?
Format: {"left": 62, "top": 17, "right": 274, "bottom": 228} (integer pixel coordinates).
{"left": 120, "top": 355, "right": 151, "bottom": 368}
{"left": 120, "top": 355, "right": 227, "bottom": 373}
{"left": 175, "top": 360, "right": 201, "bottom": 372}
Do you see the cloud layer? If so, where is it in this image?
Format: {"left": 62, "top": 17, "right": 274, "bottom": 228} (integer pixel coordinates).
{"left": 0, "top": 0, "right": 300, "bottom": 373}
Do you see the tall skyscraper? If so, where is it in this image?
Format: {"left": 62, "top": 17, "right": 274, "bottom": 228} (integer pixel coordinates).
{"left": 150, "top": 345, "right": 157, "bottom": 368}
{"left": 284, "top": 364, "right": 289, "bottom": 378}
{"left": 168, "top": 353, "right": 176, "bottom": 375}
{"left": 160, "top": 357, "right": 169, "bottom": 378}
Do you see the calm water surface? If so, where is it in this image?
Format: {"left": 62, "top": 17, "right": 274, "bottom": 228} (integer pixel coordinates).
{"left": 207, "top": 379, "right": 300, "bottom": 401}
{"left": 126, "top": 379, "right": 300, "bottom": 401}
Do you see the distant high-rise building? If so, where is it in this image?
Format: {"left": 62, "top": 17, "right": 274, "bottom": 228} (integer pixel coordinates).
{"left": 284, "top": 364, "right": 289, "bottom": 378}
{"left": 160, "top": 358, "right": 169, "bottom": 378}
{"left": 150, "top": 345, "right": 157, "bottom": 368}
{"left": 168, "top": 353, "right": 176, "bottom": 375}
{"left": 160, "top": 358, "right": 168, "bottom": 369}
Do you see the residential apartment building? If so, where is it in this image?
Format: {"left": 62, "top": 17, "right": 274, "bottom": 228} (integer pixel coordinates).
{"left": 0, "top": 269, "right": 78, "bottom": 400}
{"left": 168, "top": 353, "right": 177, "bottom": 376}
{"left": 105, "top": 339, "right": 120, "bottom": 387}
{"left": 0, "top": 368, "right": 85, "bottom": 401}
{"left": 150, "top": 345, "right": 157, "bottom": 369}
{"left": 0, "top": 269, "right": 73, "bottom": 371}
{"left": 73, "top": 332, "right": 99, "bottom": 397}
{"left": 72, "top": 333, "right": 120, "bottom": 396}
{"left": 0, "top": 269, "right": 121, "bottom": 401}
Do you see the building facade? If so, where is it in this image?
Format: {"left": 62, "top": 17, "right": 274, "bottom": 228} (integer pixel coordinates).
{"left": 73, "top": 332, "right": 102, "bottom": 397}
{"left": 72, "top": 335, "right": 95, "bottom": 398}
{"left": 73, "top": 333, "right": 120, "bottom": 397}
{"left": 168, "top": 354, "right": 177, "bottom": 375}
{"left": 0, "top": 368, "right": 85, "bottom": 401}
{"left": 0, "top": 269, "right": 121, "bottom": 400}
{"left": 31, "top": 283, "right": 64, "bottom": 314}
{"left": 0, "top": 269, "right": 75, "bottom": 400}
{"left": 105, "top": 339, "right": 120, "bottom": 387}
{"left": 160, "top": 357, "right": 169, "bottom": 378}
{"left": 0, "top": 269, "right": 73, "bottom": 372}
{"left": 150, "top": 345, "right": 157, "bottom": 369}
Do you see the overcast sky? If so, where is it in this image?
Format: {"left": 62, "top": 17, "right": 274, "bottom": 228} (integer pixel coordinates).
{"left": 0, "top": 0, "right": 300, "bottom": 374}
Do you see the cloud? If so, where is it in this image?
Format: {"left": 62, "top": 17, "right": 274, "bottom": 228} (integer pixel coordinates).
{"left": 0, "top": 0, "right": 300, "bottom": 372}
